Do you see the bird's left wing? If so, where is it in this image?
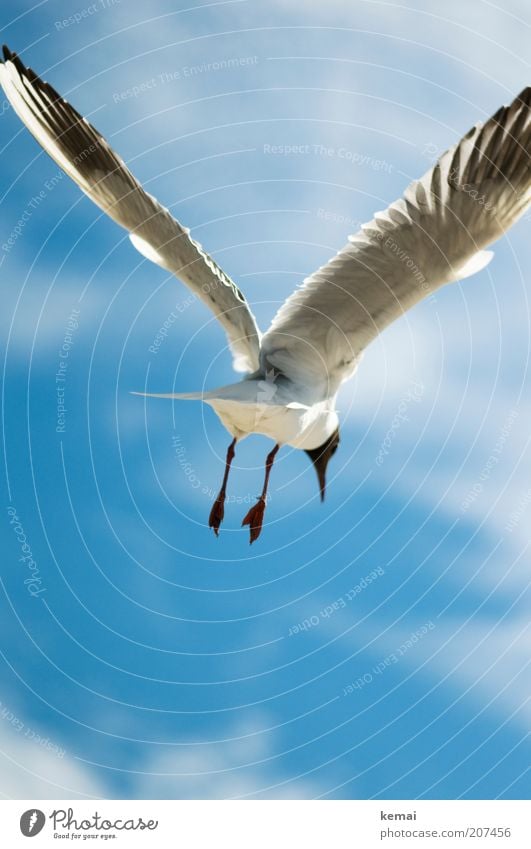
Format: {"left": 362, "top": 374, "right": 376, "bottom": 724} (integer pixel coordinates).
{"left": 0, "top": 46, "right": 261, "bottom": 373}
{"left": 261, "top": 87, "right": 531, "bottom": 400}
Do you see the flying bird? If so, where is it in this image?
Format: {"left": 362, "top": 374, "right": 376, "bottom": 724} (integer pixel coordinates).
{"left": 1, "top": 46, "right": 529, "bottom": 542}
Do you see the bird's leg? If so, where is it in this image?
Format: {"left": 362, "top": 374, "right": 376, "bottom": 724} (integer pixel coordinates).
{"left": 242, "top": 443, "right": 280, "bottom": 544}
{"left": 208, "top": 437, "right": 237, "bottom": 536}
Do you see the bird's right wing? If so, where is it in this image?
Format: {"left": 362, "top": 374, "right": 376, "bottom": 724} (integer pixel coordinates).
{"left": 261, "top": 87, "right": 530, "bottom": 400}
{"left": 0, "top": 46, "right": 261, "bottom": 373}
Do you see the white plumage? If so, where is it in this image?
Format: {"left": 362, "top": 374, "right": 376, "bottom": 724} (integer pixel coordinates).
{"left": 1, "top": 45, "right": 529, "bottom": 541}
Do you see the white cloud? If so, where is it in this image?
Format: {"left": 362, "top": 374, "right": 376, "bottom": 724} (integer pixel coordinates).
{"left": 0, "top": 711, "right": 321, "bottom": 799}
{"left": 416, "top": 617, "right": 531, "bottom": 730}
{"left": 132, "top": 714, "right": 321, "bottom": 799}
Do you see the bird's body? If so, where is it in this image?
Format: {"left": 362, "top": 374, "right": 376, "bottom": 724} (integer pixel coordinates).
{"left": 1, "top": 44, "right": 529, "bottom": 541}
{"left": 208, "top": 389, "right": 331, "bottom": 450}
{"left": 156, "top": 377, "right": 341, "bottom": 449}
{"left": 212, "top": 394, "right": 338, "bottom": 450}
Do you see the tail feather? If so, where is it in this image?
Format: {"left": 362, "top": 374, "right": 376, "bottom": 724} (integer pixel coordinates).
{"left": 131, "top": 380, "right": 260, "bottom": 402}
{"left": 131, "top": 390, "right": 209, "bottom": 400}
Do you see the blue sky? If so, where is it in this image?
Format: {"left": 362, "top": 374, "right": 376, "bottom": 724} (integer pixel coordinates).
{"left": 0, "top": 0, "right": 529, "bottom": 799}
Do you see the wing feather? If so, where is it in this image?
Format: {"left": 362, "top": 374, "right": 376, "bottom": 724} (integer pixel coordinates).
{"left": 0, "top": 46, "right": 261, "bottom": 373}
{"left": 261, "top": 87, "right": 531, "bottom": 399}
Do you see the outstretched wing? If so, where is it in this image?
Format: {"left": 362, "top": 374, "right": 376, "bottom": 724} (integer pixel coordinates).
{"left": 0, "top": 46, "right": 261, "bottom": 373}
{"left": 261, "top": 87, "right": 531, "bottom": 400}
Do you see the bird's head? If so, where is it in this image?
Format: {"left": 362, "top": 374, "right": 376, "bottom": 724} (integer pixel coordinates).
{"left": 304, "top": 426, "right": 340, "bottom": 501}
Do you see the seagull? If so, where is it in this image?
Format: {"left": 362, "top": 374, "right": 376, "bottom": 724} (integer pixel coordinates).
{"left": 1, "top": 46, "right": 529, "bottom": 543}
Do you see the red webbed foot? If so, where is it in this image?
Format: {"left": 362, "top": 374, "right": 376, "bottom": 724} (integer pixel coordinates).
{"left": 242, "top": 497, "right": 267, "bottom": 544}
{"left": 208, "top": 438, "right": 237, "bottom": 537}
{"left": 208, "top": 493, "right": 226, "bottom": 537}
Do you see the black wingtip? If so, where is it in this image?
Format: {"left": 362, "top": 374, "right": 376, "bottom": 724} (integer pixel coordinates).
{"left": 2, "top": 45, "right": 12, "bottom": 63}
{"left": 11, "top": 52, "right": 25, "bottom": 75}
{"left": 26, "top": 65, "right": 39, "bottom": 83}
{"left": 515, "top": 85, "right": 531, "bottom": 109}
